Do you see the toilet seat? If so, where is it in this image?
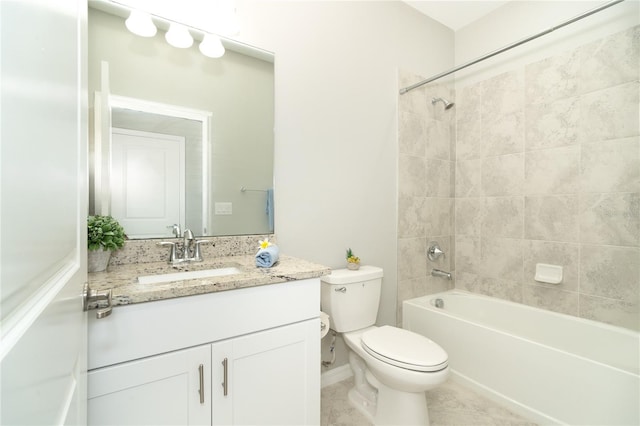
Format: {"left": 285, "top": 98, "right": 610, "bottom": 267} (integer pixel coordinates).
{"left": 361, "top": 326, "right": 448, "bottom": 372}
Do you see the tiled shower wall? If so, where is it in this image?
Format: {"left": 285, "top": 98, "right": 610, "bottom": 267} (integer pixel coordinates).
{"left": 454, "top": 26, "right": 639, "bottom": 330}
{"left": 397, "top": 72, "right": 456, "bottom": 325}
{"left": 396, "top": 26, "right": 638, "bottom": 330}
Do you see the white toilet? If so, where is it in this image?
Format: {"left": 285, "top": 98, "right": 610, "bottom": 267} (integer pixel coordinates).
{"left": 321, "top": 265, "right": 449, "bottom": 425}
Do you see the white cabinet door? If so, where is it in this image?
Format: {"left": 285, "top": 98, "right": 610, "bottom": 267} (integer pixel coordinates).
{"left": 212, "top": 320, "right": 320, "bottom": 425}
{"left": 88, "top": 345, "right": 211, "bottom": 426}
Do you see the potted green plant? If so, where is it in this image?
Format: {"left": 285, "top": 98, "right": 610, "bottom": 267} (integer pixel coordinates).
{"left": 346, "top": 248, "right": 360, "bottom": 270}
{"left": 88, "top": 215, "right": 126, "bottom": 272}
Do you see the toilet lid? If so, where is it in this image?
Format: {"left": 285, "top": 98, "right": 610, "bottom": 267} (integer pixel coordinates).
{"left": 361, "top": 326, "right": 448, "bottom": 372}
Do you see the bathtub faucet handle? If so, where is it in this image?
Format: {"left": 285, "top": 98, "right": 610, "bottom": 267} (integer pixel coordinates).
{"left": 427, "top": 242, "right": 445, "bottom": 261}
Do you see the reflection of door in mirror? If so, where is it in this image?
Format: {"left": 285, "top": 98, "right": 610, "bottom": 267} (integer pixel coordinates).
{"left": 111, "top": 128, "right": 184, "bottom": 238}
{"left": 105, "top": 96, "right": 211, "bottom": 238}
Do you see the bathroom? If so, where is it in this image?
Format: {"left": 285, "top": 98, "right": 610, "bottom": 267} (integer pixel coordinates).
{"left": 1, "top": 0, "right": 638, "bottom": 424}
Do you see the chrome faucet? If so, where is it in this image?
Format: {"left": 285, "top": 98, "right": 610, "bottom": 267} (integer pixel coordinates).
{"left": 431, "top": 269, "right": 452, "bottom": 280}
{"left": 182, "top": 229, "right": 194, "bottom": 260}
{"left": 158, "top": 228, "right": 211, "bottom": 265}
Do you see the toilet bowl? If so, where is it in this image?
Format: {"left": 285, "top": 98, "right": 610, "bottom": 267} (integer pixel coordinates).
{"left": 321, "top": 266, "right": 449, "bottom": 425}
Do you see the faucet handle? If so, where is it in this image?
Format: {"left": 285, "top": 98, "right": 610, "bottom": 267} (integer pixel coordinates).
{"left": 158, "top": 241, "right": 179, "bottom": 263}
{"left": 427, "top": 242, "right": 445, "bottom": 261}
{"left": 192, "top": 240, "right": 212, "bottom": 262}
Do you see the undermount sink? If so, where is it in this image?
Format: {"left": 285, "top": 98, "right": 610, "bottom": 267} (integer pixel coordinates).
{"left": 138, "top": 267, "right": 242, "bottom": 285}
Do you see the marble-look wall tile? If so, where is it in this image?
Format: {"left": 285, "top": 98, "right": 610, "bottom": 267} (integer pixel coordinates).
{"left": 481, "top": 70, "right": 524, "bottom": 116}
{"left": 456, "top": 118, "right": 483, "bottom": 160}
{"left": 397, "top": 195, "right": 426, "bottom": 238}
{"left": 455, "top": 235, "right": 481, "bottom": 275}
{"left": 482, "top": 197, "right": 524, "bottom": 239}
{"left": 579, "top": 294, "right": 639, "bottom": 331}
{"left": 455, "top": 198, "right": 483, "bottom": 237}
{"left": 481, "top": 111, "right": 525, "bottom": 157}
{"left": 525, "top": 97, "right": 581, "bottom": 151}
{"left": 481, "top": 153, "right": 524, "bottom": 196}
{"left": 523, "top": 240, "right": 579, "bottom": 291}
{"left": 579, "top": 192, "right": 640, "bottom": 246}
{"left": 580, "top": 244, "right": 640, "bottom": 302}
{"left": 397, "top": 237, "right": 427, "bottom": 281}
{"left": 456, "top": 83, "right": 482, "bottom": 122}
{"left": 524, "top": 195, "right": 579, "bottom": 242}
{"left": 456, "top": 271, "right": 523, "bottom": 303}
{"left": 523, "top": 285, "right": 579, "bottom": 316}
{"left": 580, "top": 137, "right": 640, "bottom": 193}
{"left": 524, "top": 145, "right": 579, "bottom": 194}
{"left": 525, "top": 53, "right": 579, "bottom": 104}
{"left": 425, "top": 159, "right": 451, "bottom": 197}
{"left": 398, "top": 111, "right": 426, "bottom": 157}
{"left": 578, "top": 82, "right": 640, "bottom": 143}
{"left": 424, "top": 198, "right": 453, "bottom": 236}
{"left": 576, "top": 26, "right": 640, "bottom": 95}
{"left": 398, "top": 155, "right": 426, "bottom": 197}
{"left": 456, "top": 159, "right": 481, "bottom": 197}
{"left": 452, "top": 27, "right": 639, "bottom": 330}
{"left": 426, "top": 119, "right": 451, "bottom": 160}
{"left": 480, "top": 237, "right": 523, "bottom": 282}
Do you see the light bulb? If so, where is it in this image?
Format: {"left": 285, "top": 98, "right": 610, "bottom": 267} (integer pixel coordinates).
{"left": 199, "top": 33, "right": 225, "bottom": 58}
{"left": 125, "top": 10, "right": 157, "bottom": 37}
{"left": 165, "top": 23, "right": 193, "bottom": 48}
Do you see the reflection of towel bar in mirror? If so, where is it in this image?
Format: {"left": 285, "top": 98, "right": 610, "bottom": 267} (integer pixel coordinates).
{"left": 240, "top": 187, "right": 268, "bottom": 192}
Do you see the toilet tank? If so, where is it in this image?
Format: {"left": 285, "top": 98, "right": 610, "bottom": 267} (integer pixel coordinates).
{"left": 321, "top": 265, "right": 383, "bottom": 332}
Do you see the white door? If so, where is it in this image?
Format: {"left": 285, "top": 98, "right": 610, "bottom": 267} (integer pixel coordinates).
{"left": 0, "top": 0, "right": 88, "bottom": 424}
{"left": 111, "top": 128, "right": 185, "bottom": 238}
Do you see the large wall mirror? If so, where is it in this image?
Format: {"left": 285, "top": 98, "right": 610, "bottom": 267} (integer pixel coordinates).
{"left": 88, "top": 5, "right": 275, "bottom": 239}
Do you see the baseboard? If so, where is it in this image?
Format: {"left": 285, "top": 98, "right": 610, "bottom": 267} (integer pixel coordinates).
{"left": 321, "top": 364, "right": 353, "bottom": 388}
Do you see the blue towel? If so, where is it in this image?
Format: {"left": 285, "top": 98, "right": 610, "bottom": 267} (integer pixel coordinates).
{"left": 266, "top": 188, "right": 274, "bottom": 233}
{"left": 256, "top": 245, "right": 280, "bottom": 268}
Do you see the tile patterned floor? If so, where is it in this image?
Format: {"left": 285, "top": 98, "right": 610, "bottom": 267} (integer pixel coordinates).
{"left": 321, "top": 377, "right": 538, "bottom": 426}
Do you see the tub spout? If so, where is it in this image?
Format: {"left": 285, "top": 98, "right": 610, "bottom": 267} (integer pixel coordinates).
{"left": 431, "top": 269, "right": 452, "bottom": 280}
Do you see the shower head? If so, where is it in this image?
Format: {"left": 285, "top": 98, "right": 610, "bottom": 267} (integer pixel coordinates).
{"left": 431, "top": 97, "right": 455, "bottom": 110}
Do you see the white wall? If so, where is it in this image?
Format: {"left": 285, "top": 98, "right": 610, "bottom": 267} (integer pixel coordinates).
{"left": 234, "top": 1, "right": 454, "bottom": 329}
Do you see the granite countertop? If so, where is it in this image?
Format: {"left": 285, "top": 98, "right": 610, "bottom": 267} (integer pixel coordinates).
{"left": 88, "top": 254, "right": 331, "bottom": 306}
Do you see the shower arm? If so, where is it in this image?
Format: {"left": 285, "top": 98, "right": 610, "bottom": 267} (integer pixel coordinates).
{"left": 399, "top": 0, "right": 626, "bottom": 95}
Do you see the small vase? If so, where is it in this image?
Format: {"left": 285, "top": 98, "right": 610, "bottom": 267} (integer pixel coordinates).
{"left": 347, "top": 262, "right": 360, "bottom": 270}
{"left": 88, "top": 248, "right": 111, "bottom": 273}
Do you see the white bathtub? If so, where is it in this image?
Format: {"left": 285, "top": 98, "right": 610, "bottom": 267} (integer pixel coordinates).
{"left": 403, "top": 290, "right": 639, "bottom": 425}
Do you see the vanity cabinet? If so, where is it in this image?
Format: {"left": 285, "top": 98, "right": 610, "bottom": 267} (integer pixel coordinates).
{"left": 87, "top": 278, "right": 321, "bottom": 426}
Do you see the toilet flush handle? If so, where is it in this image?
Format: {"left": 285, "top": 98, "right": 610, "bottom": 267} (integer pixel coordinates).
{"left": 334, "top": 287, "right": 347, "bottom": 293}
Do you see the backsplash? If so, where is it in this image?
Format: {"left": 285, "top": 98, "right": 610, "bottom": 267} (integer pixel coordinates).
{"left": 109, "top": 234, "right": 276, "bottom": 266}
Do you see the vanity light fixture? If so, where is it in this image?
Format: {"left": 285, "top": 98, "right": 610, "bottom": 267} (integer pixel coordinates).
{"left": 165, "top": 23, "right": 194, "bottom": 48}
{"left": 199, "top": 33, "right": 225, "bottom": 58}
{"left": 125, "top": 9, "right": 157, "bottom": 37}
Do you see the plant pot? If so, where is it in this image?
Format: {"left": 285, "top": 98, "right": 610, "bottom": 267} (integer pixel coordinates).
{"left": 347, "top": 262, "right": 360, "bottom": 270}
{"left": 88, "top": 248, "right": 111, "bottom": 273}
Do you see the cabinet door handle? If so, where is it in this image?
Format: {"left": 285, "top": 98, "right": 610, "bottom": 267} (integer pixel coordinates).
{"left": 198, "top": 364, "right": 205, "bottom": 404}
{"left": 221, "top": 358, "right": 228, "bottom": 396}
